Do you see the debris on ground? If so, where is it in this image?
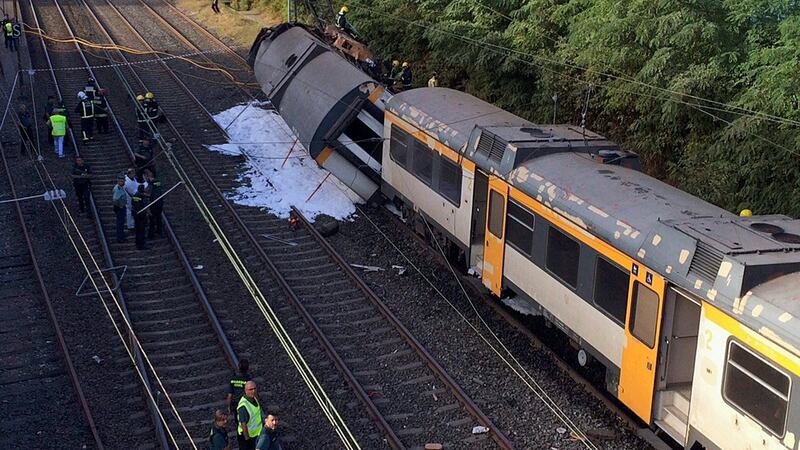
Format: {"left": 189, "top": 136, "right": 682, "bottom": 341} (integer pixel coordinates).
{"left": 351, "top": 264, "right": 384, "bottom": 272}
{"left": 472, "top": 426, "right": 489, "bottom": 434}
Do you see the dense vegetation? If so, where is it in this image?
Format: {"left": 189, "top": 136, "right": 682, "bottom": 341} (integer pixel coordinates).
{"left": 336, "top": 0, "right": 800, "bottom": 216}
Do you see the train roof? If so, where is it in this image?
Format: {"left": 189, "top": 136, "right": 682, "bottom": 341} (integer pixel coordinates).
{"left": 388, "top": 87, "right": 800, "bottom": 358}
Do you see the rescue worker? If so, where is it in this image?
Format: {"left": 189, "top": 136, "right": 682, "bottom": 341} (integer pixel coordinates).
{"left": 227, "top": 359, "right": 252, "bottom": 419}
{"left": 335, "top": 5, "right": 357, "bottom": 36}
{"left": 388, "top": 60, "right": 401, "bottom": 83}
{"left": 208, "top": 410, "right": 229, "bottom": 450}
{"left": 144, "top": 92, "right": 161, "bottom": 124}
{"left": 135, "top": 94, "right": 149, "bottom": 139}
{"left": 94, "top": 88, "right": 109, "bottom": 134}
{"left": 145, "top": 171, "right": 163, "bottom": 238}
{"left": 17, "top": 104, "right": 34, "bottom": 155}
{"left": 43, "top": 96, "right": 56, "bottom": 145}
{"left": 76, "top": 91, "right": 95, "bottom": 142}
{"left": 71, "top": 157, "right": 92, "bottom": 213}
{"left": 84, "top": 78, "right": 97, "bottom": 101}
{"left": 255, "top": 414, "right": 282, "bottom": 450}
{"left": 740, "top": 209, "right": 753, "bottom": 217}
{"left": 134, "top": 138, "right": 154, "bottom": 179}
{"left": 400, "top": 62, "right": 413, "bottom": 90}
{"left": 4, "top": 17, "right": 14, "bottom": 52}
{"left": 427, "top": 71, "right": 438, "bottom": 88}
{"left": 237, "top": 380, "right": 262, "bottom": 450}
{"left": 48, "top": 105, "right": 67, "bottom": 158}
{"left": 131, "top": 184, "right": 149, "bottom": 250}
{"left": 112, "top": 174, "right": 127, "bottom": 243}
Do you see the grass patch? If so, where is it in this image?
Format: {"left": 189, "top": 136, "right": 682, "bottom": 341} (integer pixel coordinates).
{"left": 175, "top": 0, "right": 285, "bottom": 47}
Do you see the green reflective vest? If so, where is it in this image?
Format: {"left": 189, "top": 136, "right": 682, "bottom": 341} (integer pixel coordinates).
{"left": 50, "top": 114, "right": 66, "bottom": 136}
{"left": 4, "top": 22, "right": 11, "bottom": 37}
{"left": 236, "top": 396, "right": 262, "bottom": 437}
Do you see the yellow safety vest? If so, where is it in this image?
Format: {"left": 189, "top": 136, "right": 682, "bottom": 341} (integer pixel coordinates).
{"left": 236, "top": 396, "right": 262, "bottom": 437}
{"left": 4, "top": 22, "right": 11, "bottom": 37}
{"left": 50, "top": 114, "right": 67, "bottom": 136}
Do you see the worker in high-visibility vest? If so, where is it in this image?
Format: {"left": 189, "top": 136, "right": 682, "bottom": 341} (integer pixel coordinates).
{"left": 236, "top": 380, "right": 262, "bottom": 450}
{"left": 48, "top": 106, "right": 68, "bottom": 158}
{"left": 4, "top": 18, "right": 15, "bottom": 52}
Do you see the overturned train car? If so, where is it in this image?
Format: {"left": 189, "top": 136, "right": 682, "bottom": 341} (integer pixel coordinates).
{"left": 249, "top": 24, "right": 388, "bottom": 202}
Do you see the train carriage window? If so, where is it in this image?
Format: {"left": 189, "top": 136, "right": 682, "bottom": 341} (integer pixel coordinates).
{"left": 593, "top": 258, "right": 629, "bottom": 324}
{"left": 439, "top": 157, "right": 461, "bottom": 205}
{"left": 546, "top": 227, "right": 579, "bottom": 287}
{"left": 412, "top": 140, "right": 433, "bottom": 185}
{"left": 723, "top": 342, "right": 790, "bottom": 436}
{"left": 629, "top": 282, "right": 659, "bottom": 348}
{"left": 389, "top": 125, "right": 409, "bottom": 167}
{"left": 506, "top": 200, "right": 534, "bottom": 255}
{"left": 488, "top": 190, "right": 504, "bottom": 238}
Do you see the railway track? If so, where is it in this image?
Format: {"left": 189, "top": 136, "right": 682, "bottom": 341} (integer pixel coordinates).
{"left": 22, "top": 0, "right": 245, "bottom": 447}
{"left": 0, "top": 144, "right": 101, "bottom": 447}
{"left": 25, "top": 0, "right": 518, "bottom": 446}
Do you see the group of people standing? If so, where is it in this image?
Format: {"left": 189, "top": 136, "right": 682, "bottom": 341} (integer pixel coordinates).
{"left": 113, "top": 161, "right": 162, "bottom": 250}
{"left": 209, "top": 360, "right": 283, "bottom": 450}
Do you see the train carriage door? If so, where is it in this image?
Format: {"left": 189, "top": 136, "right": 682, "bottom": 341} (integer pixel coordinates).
{"left": 619, "top": 265, "right": 665, "bottom": 422}
{"left": 482, "top": 177, "right": 507, "bottom": 296}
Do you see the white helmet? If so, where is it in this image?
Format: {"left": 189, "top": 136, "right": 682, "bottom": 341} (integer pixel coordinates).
{"left": 78, "top": 91, "right": 87, "bottom": 100}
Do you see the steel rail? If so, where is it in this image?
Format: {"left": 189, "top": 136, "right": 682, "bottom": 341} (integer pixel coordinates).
{"left": 22, "top": 1, "right": 170, "bottom": 447}
{"left": 80, "top": 2, "right": 516, "bottom": 447}
{"left": 0, "top": 144, "right": 105, "bottom": 450}
{"left": 292, "top": 206, "right": 516, "bottom": 449}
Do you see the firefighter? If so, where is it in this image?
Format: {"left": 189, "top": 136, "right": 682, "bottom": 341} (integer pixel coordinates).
{"left": 399, "top": 62, "right": 412, "bottom": 91}
{"left": 388, "top": 60, "right": 401, "bottom": 83}
{"left": 75, "top": 91, "right": 95, "bottom": 142}
{"left": 84, "top": 77, "right": 97, "bottom": 101}
{"left": 136, "top": 94, "right": 149, "bottom": 139}
{"left": 144, "top": 92, "right": 161, "bottom": 124}
{"left": 94, "top": 88, "right": 109, "bottom": 134}
{"left": 335, "top": 5, "right": 357, "bottom": 37}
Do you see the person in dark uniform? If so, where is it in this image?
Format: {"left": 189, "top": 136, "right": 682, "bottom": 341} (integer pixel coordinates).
{"left": 75, "top": 91, "right": 95, "bottom": 142}
{"left": 131, "top": 184, "right": 149, "bottom": 250}
{"left": 135, "top": 94, "right": 149, "bottom": 139}
{"left": 71, "top": 157, "right": 92, "bottom": 213}
{"left": 134, "top": 138, "right": 154, "bottom": 179}
{"left": 208, "top": 410, "right": 230, "bottom": 450}
{"left": 112, "top": 174, "right": 127, "bottom": 243}
{"left": 227, "top": 359, "right": 251, "bottom": 419}
{"left": 43, "top": 96, "right": 56, "bottom": 146}
{"left": 145, "top": 170, "right": 163, "bottom": 238}
{"left": 144, "top": 92, "right": 161, "bottom": 124}
{"left": 17, "top": 104, "right": 34, "bottom": 155}
{"left": 94, "top": 88, "right": 109, "bottom": 134}
{"left": 400, "top": 62, "right": 413, "bottom": 91}
{"left": 84, "top": 78, "right": 97, "bottom": 101}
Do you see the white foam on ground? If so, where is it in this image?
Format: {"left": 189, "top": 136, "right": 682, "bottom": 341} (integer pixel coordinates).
{"left": 207, "top": 101, "right": 361, "bottom": 221}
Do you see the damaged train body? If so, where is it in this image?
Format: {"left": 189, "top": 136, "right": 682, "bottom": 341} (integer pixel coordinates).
{"left": 249, "top": 24, "right": 387, "bottom": 202}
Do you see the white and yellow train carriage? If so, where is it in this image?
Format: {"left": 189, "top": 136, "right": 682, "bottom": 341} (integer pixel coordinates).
{"left": 381, "top": 88, "right": 800, "bottom": 449}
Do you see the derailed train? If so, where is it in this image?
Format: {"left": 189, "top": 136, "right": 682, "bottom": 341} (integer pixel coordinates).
{"left": 251, "top": 24, "right": 800, "bottom": 450}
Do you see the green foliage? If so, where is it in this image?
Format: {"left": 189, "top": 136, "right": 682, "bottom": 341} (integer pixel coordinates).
{"left": 336, "top": 0, "right": 800, "bottom": 216}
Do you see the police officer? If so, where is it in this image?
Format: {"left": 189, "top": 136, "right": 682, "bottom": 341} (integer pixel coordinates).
{"left": 227, "top": 359, "right": 251, "bottom": 419}
{"left": 208, "top": 410, "right": 229, "bottom": 450}
{"left": 84, "top": 78, "right": 97, "bottom": 101}
{"left": 237, "top": 381, "right": 262, "bottom": 450}
{"left": 135, "top": 94, "right": 148, "bottom": 139}
{"left": 131, "top": 184, "right": 149, "bottom": 250}
{"left": 134, "top": 138, "right": 154, "bottom": 179}
{"left": 94, "top": 88, "right": 109, "bottom": 134}
{"left": 75, "top": 91, "right": 95, "bottom": 142}
{"left": 48, "top": 105, "right": 67, "bottom": 158}
{"left": 145, "top": 171, "right": 163, "bottom": 238}
{"left": 71, "top": 157, "right": 93, "bottom": 213}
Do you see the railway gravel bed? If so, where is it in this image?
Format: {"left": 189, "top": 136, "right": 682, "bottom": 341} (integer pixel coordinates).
{"left": 325, "top": 206, "right": 652, "bottom": 450}
{"left": 0, "top": 149, "right": 95, "bottom": 449}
